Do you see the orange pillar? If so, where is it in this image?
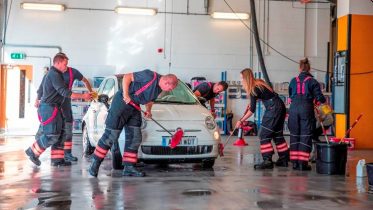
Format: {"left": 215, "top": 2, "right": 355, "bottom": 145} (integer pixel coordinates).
{"left": 349, "top": 15, "right": 373, "bottom": 149}
{"left": 0, "top": 65, "right": 7, "bottom": 132}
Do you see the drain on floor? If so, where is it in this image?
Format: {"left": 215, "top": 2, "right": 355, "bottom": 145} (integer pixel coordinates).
{"left": 255, "top": 200, "right": 283, "bottom": 209}
{"left": 182, "top": 189, "right": 215, "bottom": 196}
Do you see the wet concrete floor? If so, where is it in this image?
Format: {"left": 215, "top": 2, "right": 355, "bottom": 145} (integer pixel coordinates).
{"left": 0, "top": 135, "right": 372, "bottom": 210}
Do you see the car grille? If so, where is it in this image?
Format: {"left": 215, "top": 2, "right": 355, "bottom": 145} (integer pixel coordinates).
{"left": 141, "top": 145, "right": 213, "bottom": 155}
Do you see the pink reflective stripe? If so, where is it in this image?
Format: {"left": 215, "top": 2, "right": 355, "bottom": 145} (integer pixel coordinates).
{"left": 276, "top": 143, "right": 288, "bottom": 149}
{"left": 68, "top": 67, "right": 73, "bottom": 90}
{"left": 123, "top": 157, "right": 137, "bottom": 163}
{"left": 261, "top": 148, "right": 274, "bottom": 153}
{"left": 296, "top": 76, "right": 311, "bottom": 95}
{"left": 135, "top": 72, "right": 157, "bottom": 96}
{"left": 302, "top": 77, "right": 312, "bottom": 94}
{"left": 290, "top": 156, "right": 298, "bottom": 160}
{"left": 296, "top": 77, "right": 301, "bottom": 94}
{"left": 277, "top": 147, "right": 288, "bottom": 152}
{"left": 276, "top": 143, "right": 288, "bottom": 152}
{"left": 38, "top": 107, "right": 58, "bottom": 126}
{"left": 298, "top": 151, "right": 310, "bottom": 157}
{"left": 94, "top": 150, "right": 107, "bottom": 159}
{"left": 95, "top": 146, "right": 108, "bottom": 155}
{"left": 51, "top": 150, "right": 64, "bottom": 155}
{"left": 32, "top": 142, "right": 45, "bottom": 156}
{"left": 123, "top": 152, "right": 137, "bottom": 158}
{"left": 64, "top": 142, "right": 73, "bottom": 146}
{"left": 260, "top": 143, "right": 272, "bottom": 149}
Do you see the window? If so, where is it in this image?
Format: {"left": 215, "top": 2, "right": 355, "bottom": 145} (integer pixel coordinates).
{"left": 97, "top": 80, "right": 106, "bottom": 95}
{"left": 102, "top": 79, "right": 115, "bottom": 98}
{"left": 156, "top": 81, "right": 198, "bottom": 104}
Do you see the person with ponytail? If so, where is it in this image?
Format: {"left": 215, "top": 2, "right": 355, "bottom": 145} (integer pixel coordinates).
{"left": 236, "top": 68, "right": 289, "bottom": 169}
{"left": 288, "top": 58, "right": 326, "bottom": 171}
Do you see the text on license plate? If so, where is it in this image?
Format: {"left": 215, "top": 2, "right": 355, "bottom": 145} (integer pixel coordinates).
{"left": 162, "top": 136, "right": 198, "bottom": 146}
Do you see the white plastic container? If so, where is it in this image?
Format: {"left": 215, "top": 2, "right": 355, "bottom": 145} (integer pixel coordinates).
{"left": 356, "top": 159, "right": 367, "bottom": 177}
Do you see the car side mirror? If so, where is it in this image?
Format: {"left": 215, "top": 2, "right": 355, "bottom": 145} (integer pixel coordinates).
{"left": 98, "top": 94, "right": 109, "bottom": 108}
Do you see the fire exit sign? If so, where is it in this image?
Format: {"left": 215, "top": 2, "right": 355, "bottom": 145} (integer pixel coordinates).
{"left": 10, "top": 52, "right": 26, "bottom": 59}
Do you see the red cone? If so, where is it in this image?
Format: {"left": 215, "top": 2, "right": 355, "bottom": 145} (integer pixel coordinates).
{"left": 233, "top": 138, "right": 248, "bottom": 146}
{"left": 233, "top": 127, "right": 248, "bottom": 146}
{"left": 169, "top": 129, "right": 184, "bottom": 149}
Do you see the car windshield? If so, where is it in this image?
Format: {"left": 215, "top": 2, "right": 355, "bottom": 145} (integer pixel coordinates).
{"left": 117, "top": 77, "right": 197, "bottom": 104}
{"left": 156, "top": 81, "right": 198, "bottom": 104}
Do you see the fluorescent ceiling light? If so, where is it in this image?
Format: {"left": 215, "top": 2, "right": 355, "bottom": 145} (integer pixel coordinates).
{"left": 115, "top": 7, "right": 157, "bottom": 16}
{"left": 211, "top": 12, "right": 249, "bottom": 20}
{"left": 21, "top": 3, "right": 65, "bottom": 11}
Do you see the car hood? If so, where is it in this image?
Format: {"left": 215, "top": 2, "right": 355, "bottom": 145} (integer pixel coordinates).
{"left": 149, "top": 104, "right": 211, "bottom": 121}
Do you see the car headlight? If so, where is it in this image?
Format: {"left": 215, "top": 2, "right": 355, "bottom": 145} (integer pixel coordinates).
{"left": 213, "top": 130, "right": 220, "bottom": 140}
{"left": 205, "top": 116, "right": 216, "bottom": 130}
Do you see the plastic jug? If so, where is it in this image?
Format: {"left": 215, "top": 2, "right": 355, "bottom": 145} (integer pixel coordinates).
{"left": 356, "top": 159, "right": 367, "bottom": 177}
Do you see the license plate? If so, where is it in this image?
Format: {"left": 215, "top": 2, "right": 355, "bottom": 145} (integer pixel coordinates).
{"left": 162, "top": 136, "right": 198, "bottom": 147}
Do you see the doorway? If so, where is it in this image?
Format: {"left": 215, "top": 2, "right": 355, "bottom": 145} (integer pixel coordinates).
{"left": 0, "top": 64, "right": 37, "bottom": 135}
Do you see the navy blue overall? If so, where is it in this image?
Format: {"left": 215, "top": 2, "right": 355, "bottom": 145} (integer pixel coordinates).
{"left": 36, "top": 67, "right": 84, "bottom": 155}
{"left": 92, "top": 70, "right": 162, "bottom": 166}
{"left": 257, "top": 95, "right": 289, "bottom": 160}
{"left": 288, "top": 72, "right": 325, "bottom": 164}
{"left": 193, "top": 82, "right": 216, "bottom": 107}
{"left": 28, "top": 67, "right": 73, "bottom": 164}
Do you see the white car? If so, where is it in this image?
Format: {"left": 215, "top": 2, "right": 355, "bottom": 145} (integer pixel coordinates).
{"left": 82, "top": 74, "right": 221, "bottom": 168}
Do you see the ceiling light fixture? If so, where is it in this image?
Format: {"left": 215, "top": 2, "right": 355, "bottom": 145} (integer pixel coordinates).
{"left": 211, "top": 12, "right": 249, "bottom": 20}
{"left": 20, "top": 3, "right": 65, "bottom": 11}
{"left": 115, "top": 7, "right": 157, "bottom": 16}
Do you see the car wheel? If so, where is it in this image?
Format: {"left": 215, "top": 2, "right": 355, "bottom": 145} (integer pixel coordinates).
{"left": 201, "top": 159, "right": 215, "bottom": 169}
{"left": 111, "top": 140, "right": 124, "bottom": 170}
{"left": 82, "top": 125, "right": 95, "bottom": 156}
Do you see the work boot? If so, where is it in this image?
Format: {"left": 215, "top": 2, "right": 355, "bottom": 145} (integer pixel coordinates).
{"left": 254, "top": 159, "right": 274, "bottom": 170}
{"left": 275, "top": 156, "right": 289, "bottom": 167}
{"left": 298, "top": 163, "right": 312, "bottom": 171}
{"left": 88, "top": 158, "right": 102, "bottom": 177}
{"left": 51, "top": 159, "right": 72, "bottom": 167}
{"left": 122, "top": 165, "right": 146, "bottom": 177}
{"left": 292, "top": 162, "right": 299, "bottom": 170}
{"left": 65, "top": 153, "right": 78, "bottom": 162}
{"left": 25, "top": 148, "right": 41, "bottom": 166}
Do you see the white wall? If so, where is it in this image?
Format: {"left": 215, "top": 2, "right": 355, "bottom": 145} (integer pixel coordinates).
{"left": 2, "top": 0, "right": 331, "bottom": 124}
{"left": 338, "top": 0, "right": 373, "bottom": 17}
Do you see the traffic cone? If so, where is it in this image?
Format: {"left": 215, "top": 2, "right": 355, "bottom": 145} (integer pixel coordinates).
{"left": 233, "top": 127, "right": 248, "bottom": 146}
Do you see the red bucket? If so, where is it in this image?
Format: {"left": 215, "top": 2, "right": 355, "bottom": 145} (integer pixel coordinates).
{"left": 343, "top": 138, "right": 355, "bottom": 151}
{"left": 329, "top": 137, "right": 341, "bottom": 143}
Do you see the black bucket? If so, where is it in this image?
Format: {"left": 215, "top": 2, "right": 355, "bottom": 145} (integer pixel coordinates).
{"left": 316, "top": 142, "right": 348, "bottom": 175}
{"left": 367, "top": 163, "right": 373, "bottom": 186}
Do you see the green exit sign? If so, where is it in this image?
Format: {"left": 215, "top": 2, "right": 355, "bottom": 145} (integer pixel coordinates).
{"left": 10, "top": 52, "right": 26, "bottom": 59}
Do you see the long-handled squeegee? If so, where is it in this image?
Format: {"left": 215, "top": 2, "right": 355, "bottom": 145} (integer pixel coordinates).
{"left": 129, "top": 101, "right": 184, "bottom": 149}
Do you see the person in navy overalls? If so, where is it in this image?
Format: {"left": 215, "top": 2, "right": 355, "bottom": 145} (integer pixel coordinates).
{"left": 35, "top": 52, "right": 93, "bottom": 162}
{"left": 25, "top": 53, "right": 92, "bottom": 167}
{"left": 288, "top": 58, "right": 326, "bottom": 171}
{"left": 89, "top": 70, "right": 178, "bottom": 177}
{"left": 236, "top": 68, "right": 289, "bottom": 169}
{"left": 193, "top": 81, "right": 228, "bottom": 118}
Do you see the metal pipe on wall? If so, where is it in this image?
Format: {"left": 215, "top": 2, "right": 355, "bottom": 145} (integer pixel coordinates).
{"left": 250, "top": 0, "right": 272, "bottom": 87}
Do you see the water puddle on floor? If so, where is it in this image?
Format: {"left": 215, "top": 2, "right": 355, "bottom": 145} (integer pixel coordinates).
{"left": 255, "top": 200, "right": 284, "bottom": 209}
{"left": 182, "top": 189, "right": 215, "bottom": 196}
{"left": 33, "top": 188, "right": 72, "bottom": 208}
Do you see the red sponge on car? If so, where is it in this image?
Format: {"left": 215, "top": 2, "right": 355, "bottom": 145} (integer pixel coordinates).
{"left": 169, "top": 129, "right": 184, "bottom": 149}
